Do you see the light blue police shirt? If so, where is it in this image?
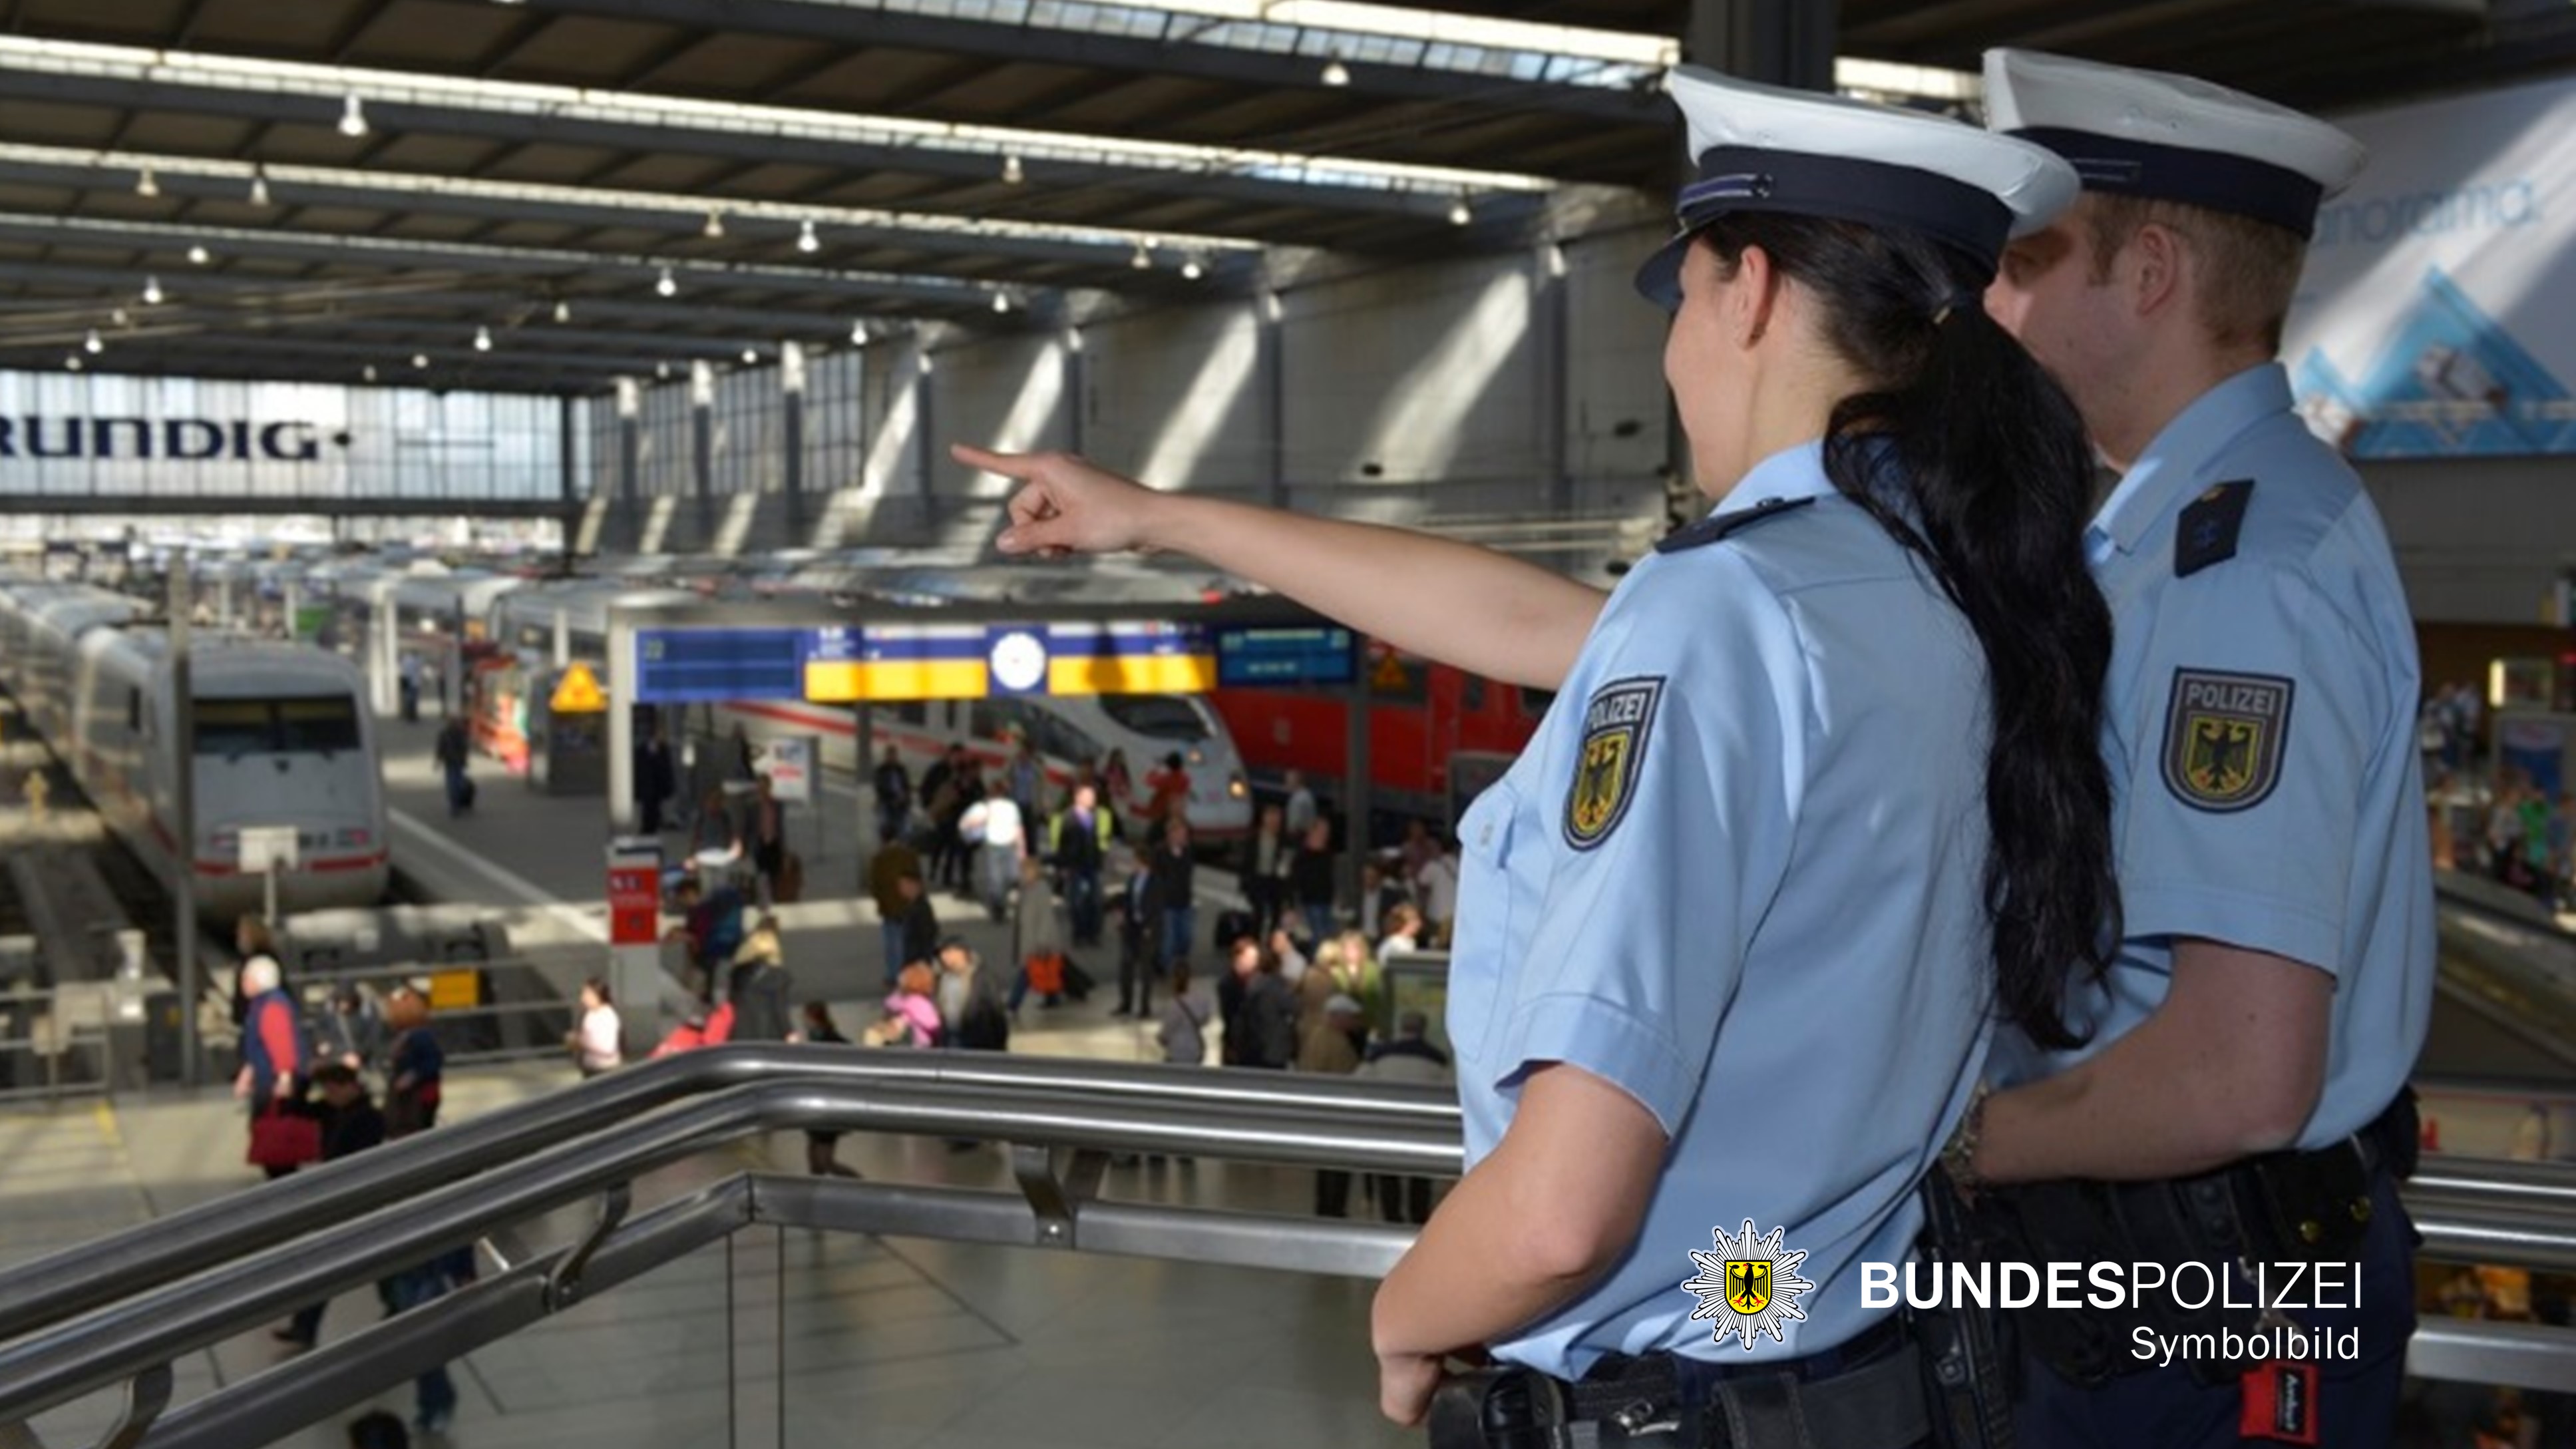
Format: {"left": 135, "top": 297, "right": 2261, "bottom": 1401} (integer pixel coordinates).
{"left": 1992, "top": 363, "right": 2435, "bottom": 1149}
{"left": 1449, "top": 440, "right": 1996, "bottom": 1380}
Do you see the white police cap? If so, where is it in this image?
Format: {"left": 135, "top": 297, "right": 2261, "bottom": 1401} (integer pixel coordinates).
{"left": 1982, "top": 49, "right": 2366, "bottom": 238}
{"left": 1637, "top": 65, "right": 2079, "bottom": 310}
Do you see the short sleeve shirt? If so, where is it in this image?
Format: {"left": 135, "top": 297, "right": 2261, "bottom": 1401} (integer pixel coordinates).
{"left": 1990, "top": 365, "right": 2436, "bottom": 1148}
{"left": 1450, "top": 442, "right": 1998, "bottom": 1378}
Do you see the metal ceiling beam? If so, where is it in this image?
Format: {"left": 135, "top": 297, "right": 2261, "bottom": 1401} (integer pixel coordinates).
{"left": 0, "top": 69, "right": 1495, "bottom": 225}
{"left": 0, "top": 156, "right": 1179, "bottom": 274}
{"left": 0, "top": 261, "right": 904, "bottom": 336}
{"left": 0, "top": 213, "right": 1004, "bottom": 311}
{"left": 489, "top": 0, "right": 1655, "bottom": 127}
{"left": 0, "top": 493, "right": 586, "bottom": 520}
{"left": 1, "top": 327, "right": 647, "bottom": 385}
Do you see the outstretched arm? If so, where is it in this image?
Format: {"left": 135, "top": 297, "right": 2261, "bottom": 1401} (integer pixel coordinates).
{"left": 952, "top": 445, "right": 1607, "bottom": 692}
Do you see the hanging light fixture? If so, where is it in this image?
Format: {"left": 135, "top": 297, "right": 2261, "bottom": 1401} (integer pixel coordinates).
{"left": 186, "top": 244, "right": 211, "bottom": 266}
{"left": 703, "top": 209, "right": 727, "bottom": 239}
{"left": 412, "top": 352, "right": 429, "bottom": 369}
{"left": 141, "top": 275, "right": 164, "bottom": 305}
{"left": 65, "top": 355, "right": 83, "bottom": 373}
{"left": 110, "top": 307, "right": 130, "bottom": 328}
{"left": 1001, "top": 154, "right": 1024, "bottom": 186}
{"left": 1321, "top": 57, "right": 1352, "bottom": 87}
{"left": 553, "top": 298, "right": 572, "bottom": 323}
{"left": 655, "top": 361, "right": 671, "bottom": 380}
{"left": 797, "top": 219, "right": 819, "bottom": 254}
{"left": 655, "top": 265, "right": 677, "bottom": 298}
{"left": 83, "top": 328, "right": 103, "bottom": 354}
{"left": 363, "top": 364, "right": 379, "bottom": 382}
{"left": 1180, "top": 256, "right": 1204, "bottom": 281}
{"left": 1448, "top": 196, "right": 1473, "bottom": 226}
{"left": 135, "top": 164, "right": 159, "bottom": 198}
{"left": 473, "top": 324, "right": 492, "bottom": 352}
{"left": 1129, "top": 242, "right": 1152, "bottom": 270}
{"left": 248, "top": 167, "right": 271, "bottom": 206}
{"left": 338, "top": 94, "right": 369, "bottom": 138}
{"left": 850, "top": 319, "right": 869, "bottom": 345}
{"left": 992, "top": 291, "right": 1011, "bottom": 314}
{"left": 741, "top": 347, "right": 759, "bottom": 365}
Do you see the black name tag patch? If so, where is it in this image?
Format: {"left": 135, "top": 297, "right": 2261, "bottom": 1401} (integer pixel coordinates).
{"left": 1564, "top": 677, "right": 1664, "bottom": 851}
{"left": 2161, "top": 668, "right": 2295, "bottom": 813}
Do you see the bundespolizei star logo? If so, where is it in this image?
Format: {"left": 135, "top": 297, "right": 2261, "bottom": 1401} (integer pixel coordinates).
{"left": 1681, "top": 1219, "right": 1815, "bottom": 1351}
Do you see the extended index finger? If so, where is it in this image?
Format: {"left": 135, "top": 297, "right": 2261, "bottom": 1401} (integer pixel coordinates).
{"left": 950, "top": 442, "right": 1030, "bottom": 479}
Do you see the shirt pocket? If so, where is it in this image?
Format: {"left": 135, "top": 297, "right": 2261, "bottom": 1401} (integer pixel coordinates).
{"left": 1447, "top": 773, "right": 1532, "bottom": 1071}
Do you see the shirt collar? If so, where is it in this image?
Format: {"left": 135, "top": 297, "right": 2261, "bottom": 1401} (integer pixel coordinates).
{"left": 2092, "top": 363, "right": 2292, "bottom": 557}
{"left": 1698, "top": 439, "right": 1839, "bottom": 525}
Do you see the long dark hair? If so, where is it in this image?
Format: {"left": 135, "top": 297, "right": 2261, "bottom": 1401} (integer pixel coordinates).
{"left": 1695, "top": 214, "right": 2121, "bottom": 1050}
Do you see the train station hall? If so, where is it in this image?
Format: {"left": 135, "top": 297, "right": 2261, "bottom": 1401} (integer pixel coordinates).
{"left": 4, "top": 1, "right": 2576, "bottom": 1446}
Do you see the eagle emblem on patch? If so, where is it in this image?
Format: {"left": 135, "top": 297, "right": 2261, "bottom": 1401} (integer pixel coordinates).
{"left": 2161, "top": 668, "right": 2294, "bottom": 813}
{"left": 1564, "top": 677, "right": 1662, "bottom": 849}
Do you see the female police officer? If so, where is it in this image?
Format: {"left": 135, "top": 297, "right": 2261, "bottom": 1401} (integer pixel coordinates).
{"left": 957, "top": 67, "right": 2120, "bottom": 1447}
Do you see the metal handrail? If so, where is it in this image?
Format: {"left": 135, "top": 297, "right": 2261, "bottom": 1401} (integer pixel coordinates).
{"left": 0, "top": 1046, "right": 1457, "bottom": 1341}
{"left": 10, "top": 1048, "right": 2576, "bottom": 1436}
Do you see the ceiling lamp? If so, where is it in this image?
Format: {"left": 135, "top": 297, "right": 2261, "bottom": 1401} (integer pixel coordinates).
{"left": 134, "top": 164, "right": 159, "bottom": 198}
{"left": 1129, "top": 242, "right": 1151, "bottom": 270}
{"left": 797, "top": 219, "right": 819, "bottom": 254}
{"left": 741, "top": 347, "right": 759, "bottom": 365}
{"left": 473, "top": 324, "right": 492, "bottom": 352}
{"left": 186, "top": 244, "right": 211, "bottom": 265}
{"left": 363, "top": 364, "right": 378, "bottom": 382}
{"left": 338, "top": 94, "right": 369, "bottom": 138}
{"left": 553, "top": 298, "right": 572, "bottom": 323}
{"left": 248, "top": 167, "right": 271, "bottom": 206}
{"left": 1448, "top": 196, "right": 1472, "bottom": 226}
{"left": 140, "top": 275, "right": 164, "bottom": 305}
{"left": 65, "top": 355, "right": 82, "bottom": 373}
{"left": 850, "top": 319, "right": 869, "bottom": 345}
{"left": 655, "top": 265, "right": 677, "bottom": 298}
{"left": 412, "top": 353, "right": 429, "bottom": 369}
{"left": 1002, "top": 154, "right": 1024, "bottom": 186}
{"left": 992, "top": 291, "right": 1011, "bottom": 314}
{"left": 83, "top": 328, "right": 102, "bottom": 354}
{"left": 703, "top": 209, "right": 727, "bottom": 239}
{"left": 110, "top": 307, "right": 130, "bottom": 327}
{"left": 1321, "top": 58, "right": 1352, "bottom": 87}
{"left": 655, "top": 361, "right": 671, "bottom": 379}
{"left": 1180, "top": 256, "right": 1204, "bottom": 280}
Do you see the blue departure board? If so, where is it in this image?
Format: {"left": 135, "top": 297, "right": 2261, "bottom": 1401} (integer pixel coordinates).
{"left": 1213, "top": 625, "right": 1358, "bottom": 686}
{"left": 634, "top": 627, "right": 812, "bottom": 703}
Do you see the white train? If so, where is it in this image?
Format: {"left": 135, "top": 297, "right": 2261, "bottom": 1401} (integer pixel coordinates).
{"left": 488, "top": 576, "right": 1254, "bottom": 837}
{"left": 0, "top": 581, "right": 391, "bottom": 922}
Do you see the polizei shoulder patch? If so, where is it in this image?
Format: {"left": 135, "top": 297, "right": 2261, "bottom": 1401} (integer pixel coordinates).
{"left": 2161, "top": 668, "right": 2294, "bottom": 813}
{"left": 1564, "top": 676, "right": 1664, "bottom": 850}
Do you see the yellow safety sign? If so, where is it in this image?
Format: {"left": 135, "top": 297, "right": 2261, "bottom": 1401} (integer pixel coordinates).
{"left": 550, "top": 662, "right": 608, "bottom": 714}
{"left": 1371, "top": 652, "right": 1409, "bottom": 692}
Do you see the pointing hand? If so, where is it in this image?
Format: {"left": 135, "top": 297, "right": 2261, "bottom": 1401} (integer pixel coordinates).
{"left": 950, "top": 444, "right": 1163, "bottom": 558}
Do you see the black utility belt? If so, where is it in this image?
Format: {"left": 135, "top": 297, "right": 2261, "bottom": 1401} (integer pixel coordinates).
{"left": 1427, "top": 1319, "right": 1930, "bottom": 1449}
{"left": 1980, "top": 1090, "right": 2414, "bottom": 1388}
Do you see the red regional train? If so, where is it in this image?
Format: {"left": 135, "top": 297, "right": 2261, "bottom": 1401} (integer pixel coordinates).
{"left": 1204, "top": 641, "right": 1552, "bottom": 840}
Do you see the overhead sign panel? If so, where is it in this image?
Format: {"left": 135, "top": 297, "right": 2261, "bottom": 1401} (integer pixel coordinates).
{"left": 634, "top": 626, "right": 813, "bottom": 704}
{"left": 802, "top": 620, "right": 1214, "bottom": 702}
{"left": 1214, "top": 624, "right": 1358, "bottom": 687}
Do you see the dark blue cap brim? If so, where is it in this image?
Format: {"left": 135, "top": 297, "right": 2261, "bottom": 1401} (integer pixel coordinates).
{"left": 1634, "top": 147, "right": 2013, "bottom": 311}
{"left": 2009, "top": 127, "right": 2325, "bottom": 237}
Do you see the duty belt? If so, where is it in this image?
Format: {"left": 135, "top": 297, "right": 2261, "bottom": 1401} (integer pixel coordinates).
{"left": 1427, "top": 1317, "right": 1931, "bottom": 1449}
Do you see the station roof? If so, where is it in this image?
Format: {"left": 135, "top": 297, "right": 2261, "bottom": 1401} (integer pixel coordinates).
{"left": 0, "top": 0, "right": 2565, "bottom": 397}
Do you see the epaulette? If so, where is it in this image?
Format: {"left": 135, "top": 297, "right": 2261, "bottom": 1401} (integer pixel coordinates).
{"left": 2175, "top": 479, "right": 2254, "bottom": 578}
{"left": 1655, "top": 495, "right": 1815, "bottom": 554}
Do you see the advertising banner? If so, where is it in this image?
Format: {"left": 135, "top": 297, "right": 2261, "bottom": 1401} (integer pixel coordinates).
{"left": 2285, "top": 76, "right": 2576, "bottom": 458}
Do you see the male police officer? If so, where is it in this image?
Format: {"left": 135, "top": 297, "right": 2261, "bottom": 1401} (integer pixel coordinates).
{"left": 1958, "top": 49, "right": 2436, "bottom": 1449}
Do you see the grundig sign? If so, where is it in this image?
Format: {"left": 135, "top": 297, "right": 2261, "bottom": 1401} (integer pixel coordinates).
{"left": 0, "top": 417, "right": 349, "bottom": 461}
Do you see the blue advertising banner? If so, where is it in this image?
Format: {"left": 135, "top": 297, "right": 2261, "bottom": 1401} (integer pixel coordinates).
{"left": 2285, "top": 76, "right": 2576, "bottom": 459}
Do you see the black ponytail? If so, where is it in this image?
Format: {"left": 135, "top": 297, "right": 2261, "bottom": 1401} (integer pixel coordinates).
{"left": 1694, "top": 216, "right": 2121, "bottom": 1050}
